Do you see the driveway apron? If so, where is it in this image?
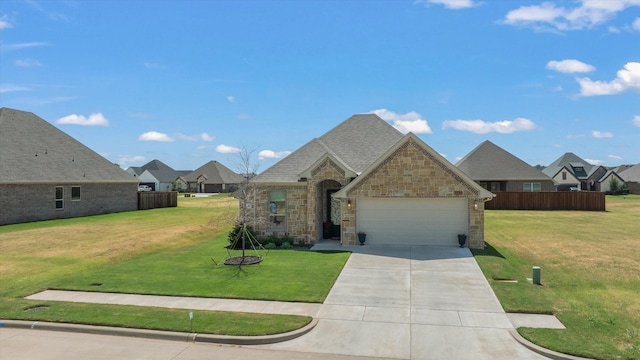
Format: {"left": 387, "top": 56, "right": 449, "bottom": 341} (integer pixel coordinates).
{"left": 256, "top": 245, "right": 548, "bottom": 360}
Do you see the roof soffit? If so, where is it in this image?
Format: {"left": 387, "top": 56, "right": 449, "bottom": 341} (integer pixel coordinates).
{"left": 299, "top": 152, "right": 357, "bottom": 179}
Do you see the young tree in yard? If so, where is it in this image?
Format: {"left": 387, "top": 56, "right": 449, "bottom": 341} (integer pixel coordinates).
{"left": 224, "top": 147, "right": 266, "bottom": 265}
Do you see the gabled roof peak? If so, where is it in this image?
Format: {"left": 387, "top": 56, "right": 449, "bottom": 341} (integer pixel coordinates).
{"left": 252, "top": 114, "right": 403, "bottom": 183}
{"left": 456, "top": 140, "right": 550, "bottom": 181}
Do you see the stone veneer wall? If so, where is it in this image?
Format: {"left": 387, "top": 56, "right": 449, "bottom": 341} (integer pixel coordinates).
{"left": 305, "top": 159, "right": 350, "bottom": 242}
{"left": 340, "top": 140, "right": 486, "bottom": 249}
{"left": 251, "top": 158, "right": 350, "bottom": 244}
{"left": 249, "top": 184, "right": 307, "bottom": 241}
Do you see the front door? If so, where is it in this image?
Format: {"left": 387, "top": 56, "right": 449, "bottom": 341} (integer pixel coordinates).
{"left": 327, "top": 189, "right": 341, "bottom": 239}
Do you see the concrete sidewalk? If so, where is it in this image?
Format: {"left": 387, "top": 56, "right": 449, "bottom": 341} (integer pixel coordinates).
{"left": 27, "top": 290, "right": 321, "bottom": 317}
{"left": 22, "top": 245, "right": 571, "bottom": 359}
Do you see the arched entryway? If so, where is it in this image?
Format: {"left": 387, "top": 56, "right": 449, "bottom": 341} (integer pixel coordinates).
{"left": 316, "top": 179, "right": 342, "bottom": 241}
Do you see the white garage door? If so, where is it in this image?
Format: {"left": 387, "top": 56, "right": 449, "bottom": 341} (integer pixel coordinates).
{"left": 356, "top": 198, "right": 468, "bottom": 246}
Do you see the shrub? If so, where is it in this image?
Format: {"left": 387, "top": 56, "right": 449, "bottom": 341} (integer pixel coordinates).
{"left": 264, "top": 242, "right": 277, "bottom": 249}
{"left": 608, "top": 177, "right": 629, "bottom": 195}
{"left": 228, "top": 223, "right": 257, "bottom": 250}
{"left": 259, "top": 235, "right": 281, "bottom": 247}
{"left": 281, "top": 241, "right": 293, "bottom": 249}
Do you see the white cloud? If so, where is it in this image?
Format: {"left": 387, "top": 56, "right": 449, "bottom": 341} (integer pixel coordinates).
{"left": 419, "top": 0, "right": 476, "bottom": 9}
{"left": 0, "top": 15, "right": 13, "bottom": 30}
{"left": 633, "top": 17, "right": 640, "bottom": 30}
{"left": 546, "top": 59, "right": 595, "bottom": 73}
{"left": 585, "top": 158, "right": 604, "bottom": 165}
{"left": 608, "top": 155, "right": 623, "bottom": 161}
{"left": 0, "top": 84, "right": 31, "bottom": 93}
{"left": 608, "top": 25, "right": 621, "bottom": 33}
{"left": 138, "top": 131, "right": 174, "bottom": 142}
{"left": 2, "top": 42, "right": 50, "bottom": 51}
{"left": 592, "top": 130, "right": 614, "bottom": 138}
{"left": 502, "top": 0, "right": 640, "bottom": 31}
{"left": 227, "top": 96, "right": 235, "bottom": 103}
{"left": 258, "top": 150, "right": 292, "bottom": 160}
{"left": 578, "top": 62, "right": 640, "bottom": 96}
{"left": 370, "top": 109, "right": 432, "bottom": 134}
{"left": 176, "top": 132, "right": 215, "bottom": 142}
{"left": 56, "top": 113, "right": 109, "bottom": 126}
{"left": 633, "top": 115, "right": 640, "bottom": 127}
{"left": 200, "top": 133, "right": 215, "bottom": 142}
{"left": 118, "top": 155, "right": 146, "bottom": 165}
{"left": 216, "top": 144, "right": 241, "bottom": 154}
{"left": 441, "top": 117, "right": 537, "bottom": 134}
{"left": 15, "top": 59, "right": 43, "bottom": 67}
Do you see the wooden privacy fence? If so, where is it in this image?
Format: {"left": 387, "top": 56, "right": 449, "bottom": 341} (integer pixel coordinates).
{"left": 138, "top": 191, "right": 178, "bottom": 210}
{"left": 485, "top": 192, "right": 606, "bottom": 211}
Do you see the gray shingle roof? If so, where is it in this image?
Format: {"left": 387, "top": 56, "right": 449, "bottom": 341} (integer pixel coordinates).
{"left": 0, "top": 107, "right": 137, "bottom": 183}
{"left": 136, "top": 159, "right": 189, "bottom": 182}
{"left": 252, "top": 114, "right": 404, "bottom": 183}
{"left": 185, "top": 160, "right": 244, "bottom": 184}
{"left": 542, "top": 153, "right": 599, "bottom": 179}
{"left": 619, "top": 163, "right": 640, "bottom": 182}
{"left": 456, "top": 141, "right": 551, "bottom": 181}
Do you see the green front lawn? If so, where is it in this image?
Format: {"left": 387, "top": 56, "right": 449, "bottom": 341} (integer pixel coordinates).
{"left": 0, "top": 195, "right": 349, "bottom": 335}
{"left": 473, "top": 195, "right": 640, "bottom": 360}
{"left": 50, "top": 234, "right": 348, "bottom": 303}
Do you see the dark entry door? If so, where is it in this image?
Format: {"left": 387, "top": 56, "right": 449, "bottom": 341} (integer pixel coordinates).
{"left": 327, "top": 189, "right": 341, "bottom": 239}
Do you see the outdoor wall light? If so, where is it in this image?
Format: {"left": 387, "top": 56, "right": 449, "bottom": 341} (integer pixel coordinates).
{"left": 473, "top": 200, "right": 479, "bottom": 211}
{"left": 347, "top": 199, "right": 352, "bottom": 209}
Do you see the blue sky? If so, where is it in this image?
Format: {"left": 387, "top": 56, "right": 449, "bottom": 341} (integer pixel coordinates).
{"left": 1, "top": 0, "right": 639, "bottom": 173}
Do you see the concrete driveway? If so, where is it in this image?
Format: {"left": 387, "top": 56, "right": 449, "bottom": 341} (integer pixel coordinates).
{"left": 257, "top": 245, "right": 548, "bottom": 359}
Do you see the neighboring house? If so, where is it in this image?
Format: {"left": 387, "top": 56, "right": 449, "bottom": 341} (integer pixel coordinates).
{"left": 618, "top": 164, "right": 640, "bottom": 194}
{"left": 0, "top": 108, "right": 138, "bottom": 225}
{"left": 246, "top": 114, "right": 494, "bottom": 249}
{"left": 456, "top": 140, "right": 555, "bottom": 192}
{"left": 598, "top": 170, "right": 626, "bottom": 193}
{"left": 126, "top": 160, "right": 190, "bottom": 191}
{"left": 542, "top": 153, "right": 607, "bottom": 191}
{"left": 177, "top": 160, "right": 244, "bottom": 193}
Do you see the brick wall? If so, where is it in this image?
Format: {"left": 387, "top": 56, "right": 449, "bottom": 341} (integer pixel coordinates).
{"left": 0, "top": 183, "right": 138, "bottom": 225}
{"left": 505, "top": 180, "right": 556, "bottom": 192}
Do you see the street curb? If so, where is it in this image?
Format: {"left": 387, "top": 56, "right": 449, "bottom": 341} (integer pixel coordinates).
{"left": 0, "top": 318, "right": 318, "bottom": 345}
{"left": 508, "top": 329, "right": 594, "bottom": 360}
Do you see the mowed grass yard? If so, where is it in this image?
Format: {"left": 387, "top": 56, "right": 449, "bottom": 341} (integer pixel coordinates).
{"left": 0, "top": 195, "right": 349, "bottom": 335}
{"left": 474, "top": 195, "right": 640, "bottom": 360}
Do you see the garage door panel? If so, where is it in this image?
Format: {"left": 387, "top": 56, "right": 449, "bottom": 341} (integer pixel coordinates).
{"left": 356, "top": 198, "right": 467, "bottom": 246}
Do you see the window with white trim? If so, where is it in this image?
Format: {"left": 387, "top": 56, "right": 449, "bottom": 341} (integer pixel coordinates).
{"left": 268, "top": 190, "right": 286, "bottom": 231}
{"left": 523, "top": 183, "right": 541, "bottom": 192}
{"left": 55, "top": 186, "right": 64, "bottom": 209}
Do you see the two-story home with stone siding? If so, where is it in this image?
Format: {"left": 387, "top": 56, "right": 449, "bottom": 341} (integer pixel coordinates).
{"left": 245, "top": 114, "right": 494, "bottom": 249}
